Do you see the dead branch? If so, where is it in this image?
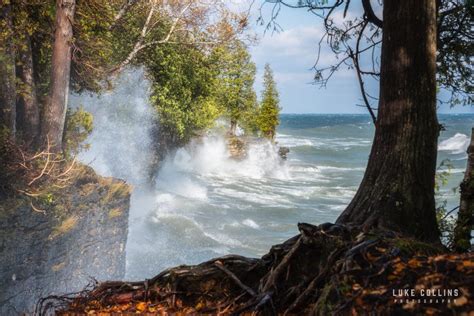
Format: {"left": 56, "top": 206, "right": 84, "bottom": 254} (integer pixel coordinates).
{"left": 260, "top": 236, "right": 302, "bottom": 293}
{"left": 30, "top": 201, "right": 47, "bottom": 215}
{"left": 214, "top": 260, "right": 256, "bottom": 297}
{"left": 349, "top": 21, "right": 377, "bottom": 124}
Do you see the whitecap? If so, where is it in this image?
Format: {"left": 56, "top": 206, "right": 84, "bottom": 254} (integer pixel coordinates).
{"left": 439, "top": 133, "right": 469, "bottom": 154}
{"left": 317, "top": 165, "right": 365, "bottom": 172}
{"left": 242, "top": 219, "right": 260, "bottom": 229}
{"left": 275, "top": 134, "right": 316, "bottom": 148}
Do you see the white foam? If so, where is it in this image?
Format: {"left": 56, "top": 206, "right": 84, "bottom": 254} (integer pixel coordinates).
{"left": 159, "top": 135, "right": 289, "bottom": 181}
{"left": 275, "top": 133, "right": 372, "bottom": 149}
{"left": 317, "top": 165, "right": 365, "bottom": 172}
{"left": 439, "top": 133, "right": 470, "bottom": 154}
{"left": 202, "top": 231, "right": 244, "bottom": 247}
{"left": 242, "top": 219, "right": 260, "bottom": 229}
{"left": 276, "top": 134, "right": 316, "bottom": 147}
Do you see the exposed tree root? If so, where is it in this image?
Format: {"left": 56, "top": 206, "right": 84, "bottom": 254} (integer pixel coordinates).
{"left": 38, "top": 223, "right": 474, "bottom": 315}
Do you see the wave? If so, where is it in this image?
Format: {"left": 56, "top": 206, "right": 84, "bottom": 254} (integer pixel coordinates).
{"left": 242, "top": 219, "right": 260, "bottom": 229}
{"left": 276, "top": 134, "right": 371, "bottom": 149}
{"left": 276, "top": 134, "right": 316, "bottom": 147}
{"left": 162, "top": 135, "right": 289, "bottom": 181}
{"left": 317, "top": 165, "right": 365, "bottom": 172}
{"left": 439, "top": 133, "right": 470, "bottom": 154}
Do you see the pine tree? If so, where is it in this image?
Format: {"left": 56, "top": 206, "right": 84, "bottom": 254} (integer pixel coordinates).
{"left": 258, "top": 64, "right": 280, "bottom": 140}
{"left": 213, "top": 40, "right": 257, "bottom": 136}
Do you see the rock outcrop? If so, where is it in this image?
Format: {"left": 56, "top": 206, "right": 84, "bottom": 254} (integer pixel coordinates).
{"left": 226, "top": 136, "right": 289, "bottom": 160}
{"left": 0, "top": 165, "right": 130, "bottom": 315}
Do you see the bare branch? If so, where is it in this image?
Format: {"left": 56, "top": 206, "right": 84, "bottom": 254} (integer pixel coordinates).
{"left": 112, "top": 0, "right": 140, "bottom": 28}
{"left": 361, "top": 0, "right": 383, "bottom": 28}
{"left": 349, "top": 20, "right": 376, "bottom": 123}
{"left": 109, "top": 0, "right": 158, "bottom": 75}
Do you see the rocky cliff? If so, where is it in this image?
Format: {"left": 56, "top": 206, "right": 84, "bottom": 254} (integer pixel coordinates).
{"left": 0, "top": 165, "right": 130, "bottom": 315}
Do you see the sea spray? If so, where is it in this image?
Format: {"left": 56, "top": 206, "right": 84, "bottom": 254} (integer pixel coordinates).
{"left": 126, "top": 134, "right": 292, "bottom": 279}
{"left": 69, "top": 68, "right": 155, "bottom": 186}
{"left": 165, "top": 136, "right": 289, "bottom": 180}
{"left": 438, "top": 133, "right": 470, "bottom": 155}
{"left": 69, "top": 68, "right": 162, "bottom": 279}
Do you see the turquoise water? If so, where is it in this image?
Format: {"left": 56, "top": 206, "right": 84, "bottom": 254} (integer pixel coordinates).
{"left": 124, "top": 114, "right": 473, "bottom": 279}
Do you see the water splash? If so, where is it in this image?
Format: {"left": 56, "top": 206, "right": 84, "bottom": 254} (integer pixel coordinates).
{"left": 70, "top": 68, "right": 155, "bottom": 186}
{"left": 439, "top": 133, "right": 470, "bottom": 155}
{"left": 162, "top": 136, "right": 289, "bottom": 180}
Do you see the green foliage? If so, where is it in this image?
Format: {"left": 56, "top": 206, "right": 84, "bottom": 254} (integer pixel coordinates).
{"left": 240, "top": 103, "right": 261, "bottom": 136}
{"left": 434, "top": 158, "right": 458, "bottom": 248}
{"left": 4, "top": 0, "right": 261, "bottom": 154}
{"left": 212, "top": 40, "right": 258, "bottom": 135}
{"left": 71, "top": 1, "right": 122, "bottom": 93}
{"left": 8, "top": 1, "right": 123, "bottom": 98}
{"left": 435, "top": 158, "right": 453, "bottom": 191}
{"left": 39, "top": 192, "right": 55, "bottom": 206}
{"left": 145, "top": 44, "right": 221, "bottom": 145}
{"left": 437, "top": 0, "right": 473, "bottom": 105}
{"left": 257, "top": 64, "right": 280, "bottom": 140}
{"left": 64, "top": 107, "right": 93, "bottom": 157}
{"left": 436, "top": 200, "right": 456, "bottom": 248}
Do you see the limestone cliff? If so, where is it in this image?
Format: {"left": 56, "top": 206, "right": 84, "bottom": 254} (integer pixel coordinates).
{"left": 0, "top": 165, "right": 130, "bottom": 315}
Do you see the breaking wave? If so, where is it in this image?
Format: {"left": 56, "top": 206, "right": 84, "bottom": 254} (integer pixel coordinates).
{"left": 439, "top": 133, "right": 470, "bottom": 154}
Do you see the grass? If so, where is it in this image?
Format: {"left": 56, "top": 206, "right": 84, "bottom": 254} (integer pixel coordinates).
{"left": 49, "top": 215, "right": 78, "bottom": 240}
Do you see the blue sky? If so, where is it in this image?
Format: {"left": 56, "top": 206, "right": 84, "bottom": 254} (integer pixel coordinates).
{"left": 235, "top": 1, "right": 474, "bottom": 114}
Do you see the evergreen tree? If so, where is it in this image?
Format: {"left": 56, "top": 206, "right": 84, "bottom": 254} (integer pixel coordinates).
{"left": 145, "top": 44, "right": 220, "bottom": 146}
{"left": 258, "top": 64, "right": 280, "bottom": 140}
{"left": 212, "top": 40, "right": 257, "bottom": 136}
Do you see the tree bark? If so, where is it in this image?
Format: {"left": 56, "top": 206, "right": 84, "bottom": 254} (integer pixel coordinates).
{"left": 337, "top": 0, "right": 440, "bottom": 243}
{"left": 453, "top": 128, "right": 474, "bottom": 252}
{"left": 16, "top": 32, "right": 40, "bottom": 147}
{"left": 40, "top": 0, "right": 75, "bottom": 151}
{"left": 0, "top": 2, "right": 17, "bottom": 139}
{"left": 229, "top": 119, "right": 237, "bottom": 136}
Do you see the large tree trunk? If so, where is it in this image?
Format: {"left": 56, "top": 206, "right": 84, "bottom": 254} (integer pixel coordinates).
{"left": 16, "top": 33, "right": 40, "bottom": 147}
{"left": 40, "top": 0, "right": 75, "bottom": 152}
{"left": 337, "top": 0, "right": 440, "bottom": 243}
{"left": 0, "top": 2, "right": 17, "bottom": 139}
{"left": 453, "top": 128, "right": 474, "bottom": 252}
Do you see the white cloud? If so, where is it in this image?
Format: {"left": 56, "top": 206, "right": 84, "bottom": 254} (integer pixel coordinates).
{"left": 274, "top": 71, "right": 315, "bottom": 84}
{"left": 253, "top": 26, "right": 326, "bottom": 62}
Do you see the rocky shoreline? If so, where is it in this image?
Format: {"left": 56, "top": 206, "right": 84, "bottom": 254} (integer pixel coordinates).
{"left": 0, "top": 166, "right": 130, "bottom": 315}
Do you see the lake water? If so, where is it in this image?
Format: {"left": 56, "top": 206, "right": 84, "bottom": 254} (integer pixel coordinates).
{"left": 123, "top": 113, "right": 474, "bottom": 280}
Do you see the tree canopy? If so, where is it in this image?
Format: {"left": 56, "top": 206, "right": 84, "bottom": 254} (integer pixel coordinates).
{"left": 212, "top": 40, "right": 258, "bottom": 136}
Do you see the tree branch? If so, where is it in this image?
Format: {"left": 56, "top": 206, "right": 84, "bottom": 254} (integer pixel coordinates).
{"left": 349, "top": 21, "right": 377, "bottom": 124}
{"left": 112, "top": 0, "right": 140, "bottom": 28}
{"left": 109, "top": 0, "right": 195, "bottom": 76}
{"left": 362, "top": 0, "right": 383, "bottom": 28}
{"left": 109, "top": 0, "right": 157, "bottom": 75}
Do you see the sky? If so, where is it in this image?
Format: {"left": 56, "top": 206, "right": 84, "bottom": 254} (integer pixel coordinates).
{"left": 233, "top": 0, "right": 474, "bottom": 114}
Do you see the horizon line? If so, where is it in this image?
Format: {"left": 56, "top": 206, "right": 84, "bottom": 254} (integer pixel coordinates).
{"left": 279, "top": 112, "right": 474, "bottom": 115}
